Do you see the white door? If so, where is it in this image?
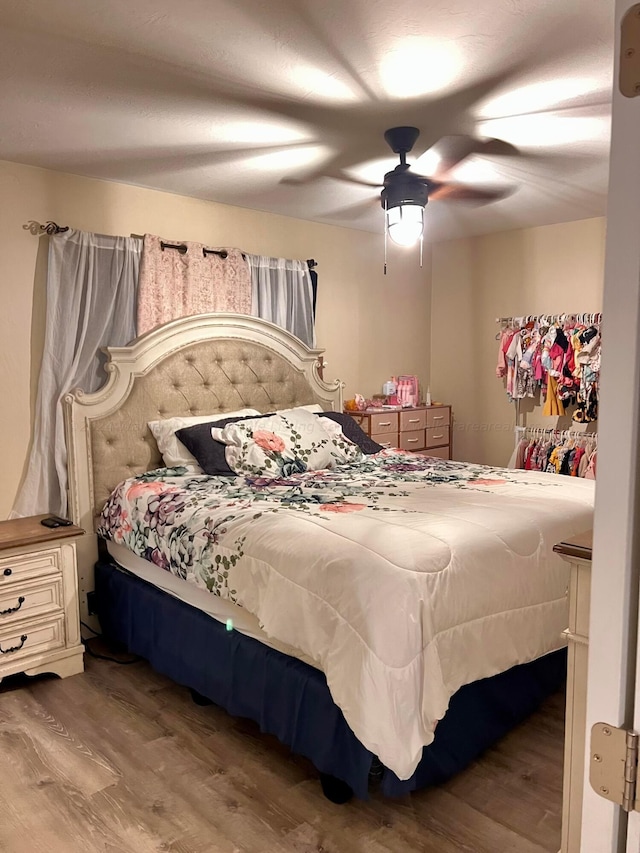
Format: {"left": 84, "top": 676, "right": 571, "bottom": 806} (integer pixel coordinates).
{"left": 581, "top": 1, "right": 640, "bottom": 850}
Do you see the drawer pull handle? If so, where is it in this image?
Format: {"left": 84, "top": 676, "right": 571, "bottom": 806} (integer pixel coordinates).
{"left": 377, "top": 421, "right": 391, "bottom": 427}
{"left": 408, "top": 418, "right": 420, "bottom": 423}
{"left": 0, "top": 634, "right": 27, "bottom": 655}
{"left": 432, "top": 433, "right": 444, "bottom": 440}
{"left": 0, "top": 596, "right": 25, "bottom": 616}
{"left": 407, "top": 439, "right": 419, "bottom": 443}
{"left": 3, "top": 569, "right": 12, "bottom": 577}
{"left": 433, "top": 415, "right": 444, "bottom": 421}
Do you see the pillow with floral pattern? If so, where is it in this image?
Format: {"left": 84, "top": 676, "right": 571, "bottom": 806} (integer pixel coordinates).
{"left": 211, "top": 408, "right": 363, "bottom": 478}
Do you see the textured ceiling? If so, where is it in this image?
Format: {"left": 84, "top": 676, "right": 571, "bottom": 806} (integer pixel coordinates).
{"left": 0, "top": 0, "right": 613, "bottom": 241}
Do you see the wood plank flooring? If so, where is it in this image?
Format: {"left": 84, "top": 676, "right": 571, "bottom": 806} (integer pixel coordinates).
{"left": 0, "top": 649, "right": 566, "bottom": 853}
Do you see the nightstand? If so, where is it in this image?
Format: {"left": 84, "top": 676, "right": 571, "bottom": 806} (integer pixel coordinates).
{"left": 553, "top": 531, "right": 593, "bottom": 853}
{"left": 0, "top": 515, "right": 84, "bottom": 684}
{"left": 346, "top": 405, "right": 452, "bottom": 458}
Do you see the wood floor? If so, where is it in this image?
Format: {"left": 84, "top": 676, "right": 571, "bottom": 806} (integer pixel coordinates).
{"left": 0, "top": 648, "right": 566, "bottom": 853}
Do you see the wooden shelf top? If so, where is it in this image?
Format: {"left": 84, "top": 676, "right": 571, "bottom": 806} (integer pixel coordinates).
{"left": 345, "top": 404, "right": 450, "bottom": 414}
{"left": 553, "top": 530, "right": 593, "bottom": 562}
{"left": 0, "top": 515, "right": 84, "bottom": 552}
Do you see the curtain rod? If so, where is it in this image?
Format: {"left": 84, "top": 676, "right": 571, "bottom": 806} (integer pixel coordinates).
{"left": 24, "top": 221, "right": 318, "bottom": 269}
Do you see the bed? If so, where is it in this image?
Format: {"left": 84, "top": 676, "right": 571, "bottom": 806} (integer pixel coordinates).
{"left": 64, "top": 313, "right": 594, "bottom": 800}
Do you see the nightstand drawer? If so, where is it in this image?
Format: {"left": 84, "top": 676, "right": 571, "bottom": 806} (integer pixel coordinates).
{"left": 426, "top": 426, "right": 450, "bottom": 448}
{"left": 372, "top": 432, "right": 398, "bottom": 449}
{"left": 370, "top": 413, "right": 399, "bottom": 434}
{"left": 0, "top": 548, "right": 61, "bottom": 585}
{"left": 0, "top": 577, "right": 63, "bottom": 625}
{"left": 400, "top": 410, "right": 427, "bottom": 432}
{"left": 399, "top": 430, "right": 426, "bottom": 451}
{"left": 427, "top": 408, "right": 451, "bottom": 429}
{"left": 0, "top": 614, "right": 65, "bottom": 667}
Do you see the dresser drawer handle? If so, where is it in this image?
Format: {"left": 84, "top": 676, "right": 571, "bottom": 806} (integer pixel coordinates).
{"left": 432, "top": 433, "right": 445, "bottom": 440}
{"left": 3, "top": 569, "right": 12, "bottom": 577}
{"left": 0, "top": 596, "right": 25, "bottom": 617}
{"left": 432, "top": 415, "right": 445, "bottom": 421}
{"left": 407, "top": 438, "right": 419, "bottom": 443}
{"left": 377, "top": 421, "right": 392, "bottom": 427}
{"left": 0, "top": 634, "right": 27, "bottom": 655}
{"left": 408, "top": 418, "right": 420, "bottom": 423}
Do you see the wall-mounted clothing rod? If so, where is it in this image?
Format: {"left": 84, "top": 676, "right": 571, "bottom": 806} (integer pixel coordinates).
{"left": 514, "top": 424, "right": 598, "bottom": 441}
{"left": 496, "top": 313, "right": 602, "bottom": 326}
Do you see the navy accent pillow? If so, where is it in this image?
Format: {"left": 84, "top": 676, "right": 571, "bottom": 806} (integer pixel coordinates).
{"left": 317, "top": 412, "right": 384, "bottom": 455}
{"left": 176, "top": 414, "right": 264, "bottom": 476}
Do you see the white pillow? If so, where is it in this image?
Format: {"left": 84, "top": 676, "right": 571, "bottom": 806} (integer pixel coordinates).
{"left": 211, "top": 408, "right": 362, "bottom": 479}
{"left": 278, "top": 403, "right": 324, "bottom": 414}
{"left": 148, "top": 408, "right": 261, "bottom": 470}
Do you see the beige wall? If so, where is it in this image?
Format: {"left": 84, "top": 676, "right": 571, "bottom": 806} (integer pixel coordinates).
{"left": 0, "top": 159, "right": 430, "bottom": 518}
{"left": 430, "top": 217, "right": 606, "bottom": 467}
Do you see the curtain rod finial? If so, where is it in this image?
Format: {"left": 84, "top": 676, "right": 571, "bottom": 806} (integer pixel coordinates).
{"left": 23, "top": 220, "right": 69, "bottom": 236}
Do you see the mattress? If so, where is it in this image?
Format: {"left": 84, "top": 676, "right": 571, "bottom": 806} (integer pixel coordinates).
{"left": 98, "top": 451, "right": 594, "bottom": 779}
{"left": 105, "top": 541, "right": 318, "bottom": 668}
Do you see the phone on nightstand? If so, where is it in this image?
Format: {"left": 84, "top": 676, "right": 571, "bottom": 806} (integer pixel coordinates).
{"left": 40, "top": 516, "right": 73, "bottom": 528}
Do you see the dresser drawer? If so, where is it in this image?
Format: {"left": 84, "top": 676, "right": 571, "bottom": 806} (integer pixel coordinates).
{"left": 426, "top": 426, "right": 450, "bottom": 448}
{"left": 0, "top": 576, "right": 63, "bottom": 625}
{"left": 423, "top": 446, "right": 450, "bottom": 460}
{"left": 370, "top": 413, "right": 398, "bottom": 434}
{"left": 0, "top": 548, "right": 62, "bottom": 585}
{"left": 0, "top": 614, "right": 65, "bottom": 667}
{"left": 427, "top": 408, "right": 451, "bottom": 429}
{"left": 399, "top": 430, "right": 426, "bottom": 451}
{"left": 349, "top": 414, "right": 367, "bottom": 429}
{"left": 371, "top": 432, "right": 399, "bottom": 449}
{"left": 400, "top": 410, "right": 427, "bottom": 432}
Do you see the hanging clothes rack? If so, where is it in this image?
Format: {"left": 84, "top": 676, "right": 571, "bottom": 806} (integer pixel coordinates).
{"left": 510, "top": 424, "right": 598, "bottom": 478}
{"left": 496, "top": 313, "right": 602, "bottom": 427}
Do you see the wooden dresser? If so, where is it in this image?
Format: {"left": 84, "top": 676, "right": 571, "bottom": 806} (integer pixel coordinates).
{"left": 553, "top": 530, "right": 592, "bottom": 853}
{"left": 346, "top": 405, "right": 452, "bottom": 458}
{"left": 0, "top": 516, "right": 84, "bottom": 684}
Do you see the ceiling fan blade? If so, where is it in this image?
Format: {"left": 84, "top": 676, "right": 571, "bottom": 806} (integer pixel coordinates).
{"left": 423, "top": 135, "right": 519, "bottom": 180}
{"left": 281, "top": 174, "right": 381, "bottom": 189}
{"left": 429, "top": 183, "right": 514, "bottom": 203}
{"left": 323, "top": 197, "right": 380, "bottom": 222}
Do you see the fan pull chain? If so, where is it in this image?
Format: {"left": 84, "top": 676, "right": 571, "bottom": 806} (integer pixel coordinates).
{"left": 383, "top": 198, "right": 388, "bottom": 276}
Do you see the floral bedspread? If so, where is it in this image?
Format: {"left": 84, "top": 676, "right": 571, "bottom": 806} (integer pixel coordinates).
{"left": 98, "top": 450, "right": 595, "bottom": 780}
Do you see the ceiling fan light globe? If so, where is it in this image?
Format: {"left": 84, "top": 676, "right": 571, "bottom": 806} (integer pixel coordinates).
{"left": 387, "top": 203, "right": 424, "bottom": 247}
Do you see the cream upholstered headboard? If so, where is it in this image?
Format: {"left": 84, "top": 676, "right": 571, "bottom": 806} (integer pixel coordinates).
{"left": 64, "top": 313, "right": 343, "bottom": 620}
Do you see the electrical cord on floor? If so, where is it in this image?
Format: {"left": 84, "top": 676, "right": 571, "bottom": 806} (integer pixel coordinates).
{"left": 81, "top": 620, "right": 143, "bottom": 665}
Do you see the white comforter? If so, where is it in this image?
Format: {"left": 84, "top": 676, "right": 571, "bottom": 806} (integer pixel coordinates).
{"left": 98, "top": 452, "right": 594, "bottom": 779}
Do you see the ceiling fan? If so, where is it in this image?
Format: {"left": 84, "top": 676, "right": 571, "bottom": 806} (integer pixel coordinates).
{"left": 341, "top": 126, "right": 516, "bottom": 247}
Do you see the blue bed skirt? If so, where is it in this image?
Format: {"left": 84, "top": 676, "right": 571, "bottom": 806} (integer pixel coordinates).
{"left": 95, "top": 560, "right": 566, "bottom": 799}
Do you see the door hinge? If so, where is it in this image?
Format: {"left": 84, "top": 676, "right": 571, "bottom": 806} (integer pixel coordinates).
{"left": 620, "top": 4, "right": 640, "bottom": 97}
{"left": 590, "top": 722, "right": 639, "bottom": 811}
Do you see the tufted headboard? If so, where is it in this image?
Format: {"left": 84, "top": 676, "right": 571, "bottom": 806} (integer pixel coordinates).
{"left": 64, "top": 314, "right": 343, "bottom": 618}
{"left": 65, "top": 313, "right": 343, "bottom": 528}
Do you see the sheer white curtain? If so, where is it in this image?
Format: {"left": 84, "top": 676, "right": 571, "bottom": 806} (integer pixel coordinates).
{"left": 246, "top": 255, "right": 315, "bottom": 347}
{"left": 12, "top": 230, "right": 141, "bottom": 519}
